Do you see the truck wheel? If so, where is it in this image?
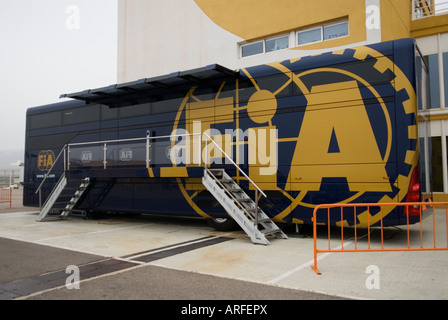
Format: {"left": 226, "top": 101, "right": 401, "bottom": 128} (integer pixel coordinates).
{"left": 207, "top": 217, "right": 238, "bottom": 231}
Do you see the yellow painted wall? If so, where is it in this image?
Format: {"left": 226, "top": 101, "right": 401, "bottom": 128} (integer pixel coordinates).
{"left": 432, "top": 193, "right": 448, "bottom": 203}
{"left": 411, "top": 14, "right": 448, "bottom": 37}
{"left": 380, "top": 0, "right": 412, "bottom": 42}
{"left": 194, "top": 0, "right": 414, "bottom": 50}
{"left": 194, "top": 0, "right": 366, "bottom": 43}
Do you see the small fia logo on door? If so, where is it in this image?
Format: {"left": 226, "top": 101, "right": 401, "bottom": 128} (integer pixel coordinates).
{"left": 37, "top": 150, "right": 55, "bottom": 171}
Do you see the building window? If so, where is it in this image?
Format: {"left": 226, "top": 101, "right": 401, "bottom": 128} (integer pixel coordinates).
{"left": 241, "top": 35, "right": 289, "bottom": 58}
{"left": 323, "top": 21, "right": 349, "bottom": 40}
{"left": 431, "top": 136, "right": 444, "bottom": 192}
{"left": 266, "top": 35, "right": 289, "bottom": 53}
{"left": 444, "top": 52, "right": 448, "bottom": 107}
{"left": 297, "top": 27, "right": 322, "bottom": 46}
{"left": 419, "top": 137, "right": 428, "bottom": 193}
{"left": 425, "top": 54, "right": 440, "bottom": 109}
{"left": 240, "top": 19, "right": 348, "bottom": 58}
{"left": 297, "top": 20, "right": 348, "bottom": 47}
{"left": 241, "top": 41, "right": 264, "bottom": 58}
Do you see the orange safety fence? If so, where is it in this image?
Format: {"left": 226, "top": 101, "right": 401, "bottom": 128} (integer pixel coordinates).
{"left": 0, "top": 187, "right": 12, "bottom": 209}
{"left": 311, "top": 202, "right": 448, "bottom": 275}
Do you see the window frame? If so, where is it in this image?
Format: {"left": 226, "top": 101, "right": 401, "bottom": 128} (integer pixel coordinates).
{"left": 322, "top": 20, "right": 349, "bottom": 41}
{"left": 239, "top": 19, "right": 349, "bottom": 58}
{"left": 240, "top": 40, "right": 265, "bottom": 58}
{"left": 296, "top": 26, "right": 323, "bottom": 46}
{"left": 265, "top": 34, "right": 290, "bottom": 53}
{"left": 296, "top": 19, "right": 349, "bottom": 47}
{"left": 424, "top": 53, "right": 441, "bottom": 109}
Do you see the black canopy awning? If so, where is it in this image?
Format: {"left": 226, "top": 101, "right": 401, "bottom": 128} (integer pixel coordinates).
{"left": 60, "top": 64, "right": 239, "bottom": 108}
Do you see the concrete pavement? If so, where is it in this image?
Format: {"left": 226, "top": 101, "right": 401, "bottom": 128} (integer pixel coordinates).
{"left": 0, "top": 188, "right": 447, "bottom": 301}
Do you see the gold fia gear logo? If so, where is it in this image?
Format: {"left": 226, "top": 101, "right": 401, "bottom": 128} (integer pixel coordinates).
{"left": 37, "top": 150, "right": 55, "bottom": 171}
{"left": 172, "top": 46, "right": 417, "bottom": 224}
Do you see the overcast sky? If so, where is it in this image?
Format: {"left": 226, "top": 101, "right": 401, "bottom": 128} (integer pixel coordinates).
{"left": 1, "top": 0, "right": 448, "bottom": 164}
{"left": 0, "top": 0, "right": 117, "bottom": 158}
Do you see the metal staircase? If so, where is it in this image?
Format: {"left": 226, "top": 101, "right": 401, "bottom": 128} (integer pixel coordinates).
{"left": 36, "top": 174, "right": 90, "bottom": 222}
{"left": 202, "top": 168, "right": 287, "bottom": 245}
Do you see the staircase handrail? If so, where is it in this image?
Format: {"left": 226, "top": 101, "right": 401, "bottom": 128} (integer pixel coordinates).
{"left": 203, "top": 132, "right": 267, "bottom": 198}
{"left": 35, "top": 133, "right": 265, "bottom": 199}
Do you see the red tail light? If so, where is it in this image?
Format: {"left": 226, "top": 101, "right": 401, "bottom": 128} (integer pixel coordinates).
{"left": 404, "top": 165, "right": 421, "bottom": 216}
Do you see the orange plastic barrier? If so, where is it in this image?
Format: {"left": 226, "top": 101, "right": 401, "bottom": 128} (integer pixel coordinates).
{"left": 0, "top": 187, "right": 12, "bottom": 209}
{"left": 311, "top": 202, "right": 448, "bottom": 274}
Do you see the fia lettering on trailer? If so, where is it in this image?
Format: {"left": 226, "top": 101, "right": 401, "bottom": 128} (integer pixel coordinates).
{"left": 37, "top": 150, "right": 55, "bottom": 171}
{"left": 119, "top": 148, "right": 133, "bottom": 161}
{"left": 81, "top": 150, "right": 93, "bottom": 163}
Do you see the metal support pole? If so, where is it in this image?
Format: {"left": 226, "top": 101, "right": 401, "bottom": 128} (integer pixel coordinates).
{"left": 198, "top": 134, "right": 201, "bottom": 166}
{"left": 205, "top": 135, "right": 208, "bottom": 167}
{"left": 103, "top": 143, "right": 107, "bottom": 169}
{"left": 255, "top": 189, "right": 259, "bottom": 227}
{"left": 67, "top": 145, "right": 71, "bottom": 170}
{"left": 146, "top": 130, "right": 151, "bottom": 168}
{"left": 63, "top": 146, "right": 67, "bottom": 172}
